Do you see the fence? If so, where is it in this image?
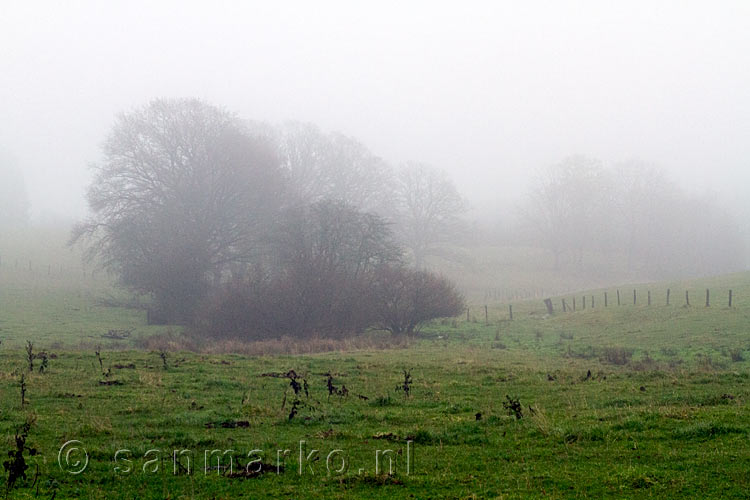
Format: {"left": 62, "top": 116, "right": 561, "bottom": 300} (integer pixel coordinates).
{"left": 0, "top": 255, "right": 108, "bottom": 285}
{"left": 466, "top": 286, "right": 739, "bottom": 324}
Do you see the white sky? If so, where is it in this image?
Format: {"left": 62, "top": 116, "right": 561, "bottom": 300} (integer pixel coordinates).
{"left": 1, "top": 0, "right": 749, "bottom": 220}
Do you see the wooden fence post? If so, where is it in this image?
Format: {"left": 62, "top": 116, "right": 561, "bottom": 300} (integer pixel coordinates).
{"left": 729, "top": 290, "right": 733, "bottom": 307}
{"left": 583, "top": 296, "right": 586, "bottom": 309}
{"left": 591, "top": 295, "right": 594, "bottom": 308}
{"left": 685, "top": 291, "right": 690, "bottom": 306}
{"left": 562, "top": 298, "right": 567, "bottom": 312}
{"left": 617, "top": 290, "right": 621, "bottom": 306}
{"left": 647, "top": 290, "right": 651, "bottom": 306}
{"left": 573, "top": 297, "right": 576, "bottom": 311}
{"left": 604, "top": 291, "right": 608, "bottom": 307}
{"left": 544, "top": 298, "right": 554, "bottom": 315}
{"left": 705, "top": 289, "right": 710, "bottom": 307}
{"left": 509, "top": 304, "right": 513, "bottom": 320}
{"left": 633, "top": 289, "right": 637, "bottom": 305}
{"left": 667, "top": 288, "right": 670, "bottom": 306}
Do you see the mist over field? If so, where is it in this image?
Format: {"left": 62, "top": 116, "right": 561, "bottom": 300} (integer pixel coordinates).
{"left": 2, "top": 1, "right": 749, "bottom": 298}
{"left": 2, "top": 4, "right": 750, "bottom": 498}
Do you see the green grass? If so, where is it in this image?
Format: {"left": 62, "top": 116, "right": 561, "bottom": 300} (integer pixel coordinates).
{"left": 1, "top": 271, "right": 750, "bottom": 498}
{"left": 0, "top": 267, "right": 173, "bottom": 348}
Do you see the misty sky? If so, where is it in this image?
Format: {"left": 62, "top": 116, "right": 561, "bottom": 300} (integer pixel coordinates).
{"left": 2, "top": 0, "right": 749, "bottom": 221}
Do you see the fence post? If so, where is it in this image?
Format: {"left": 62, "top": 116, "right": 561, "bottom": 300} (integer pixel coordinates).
{"left": 573, "top": 297, "right": 576, "bottom": 311}
{"left": 647, "top": 290, "right": 651, "bottom": 306}
{"left": 508, "top": 304, "right": 513, "bottom": 320}
{"left": 617, "top": 290, "right": 621, "bottom": 306}
{"left": 583, "top": 296, "right": 586, "bottom": 309}
{"left": 685, "top": 291, "right": 690, "bottom": 306}
{"left": 562, "top": 298, "right": 567, "bottom": 312}
{"left": 466, "top": 307, "right": 470, "bottom": 322}
{"left": 591, "top": 295, "right": 594, "bottom": 308}
{"left": 604, "top": 291, "right": 608, "bottom": 307}
{"left": 667, "top": 288, "right": 670, "bottom": 306}
{"left": 485, "top": 305, "right": 488, "bottom": 325}
{"left": 633, "top": 289, "right": 637, "bottom": 305}
{"left": 705, "top": 289, "right": 710, "bottom": 307}
{"left": 544, "top": 298, "right": 554, "bottom": 315}
{"left": 729, "top": 290, "right": 733, "bottom": 307}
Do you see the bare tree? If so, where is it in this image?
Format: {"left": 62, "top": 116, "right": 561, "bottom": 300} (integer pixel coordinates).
{"left": 520, "top": 156, "right": 610, "bottom": 270}
{"left": 271, "top": 200, "right": 402, "bottom": 336}
{"left": 197, "top": 200, "right": 402, "bottom": 339}
{"left": 73, "top": 98, "right": 286, "bottom": 323}
{"left": 612, "top": 160, "right": 675, "bottom": 272}
{"left": 521, "top": 155, "right": 746, "bottom": 278}
{"left": 393, "top": 163, "right": 467, "bottom": 268}
{"left": 272, "top": 121, "right": 395, "bottom": 215}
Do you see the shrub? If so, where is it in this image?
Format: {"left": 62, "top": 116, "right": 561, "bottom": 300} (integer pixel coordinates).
{"left": 196, "top": 264, "right": 381, "bottom": 340}
{"left": 601, "top": 347, "right": 634, "bottom": 366}
{"left": 729, "top": 348, "right": 745, "bottom": 362}
{"left": 370, "top": 265, "right": 465, "bottom": 335}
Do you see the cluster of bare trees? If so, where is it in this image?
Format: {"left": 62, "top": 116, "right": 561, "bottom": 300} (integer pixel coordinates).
{"left": 73, "top": 98, "right": 744, "bottom": 333}
{"left": 198, "top": 200, "right": 463, "bottom": 339}
{"left": 261, "top": 122, "right": 469, "bottom": 266}
{"left": 521, "top": 156, "right": 745, "bottom": 278}
{"left": 74, "top": 99, "right": 465, "bottom": 335}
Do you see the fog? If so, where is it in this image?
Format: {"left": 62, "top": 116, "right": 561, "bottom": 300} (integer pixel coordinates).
{"left": 1, "top": 1, "right": 749, "bottom": 300}
{"left": 3, "top": 6, "right": 750, "bottom": 493}
{"left": 2, "top": 0, "right": 749, "bottom": 221}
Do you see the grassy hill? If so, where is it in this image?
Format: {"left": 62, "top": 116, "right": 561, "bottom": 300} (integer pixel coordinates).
{"left": 0, "top": 271, "right": 749, "bottom": 497}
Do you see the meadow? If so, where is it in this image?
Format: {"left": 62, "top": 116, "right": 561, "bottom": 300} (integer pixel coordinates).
{"left": 1, "top": 266, "right": 750, "bottom": 498}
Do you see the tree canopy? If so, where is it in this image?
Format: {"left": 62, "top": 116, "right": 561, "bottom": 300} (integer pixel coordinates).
{"left": 73, "top": 98, "right": 286, "bottom": 322}
{"left": 521, "top": 155, "right": 745, "bottom": 278}
{"left": 393, "top": 163, "right": 468, "bottom": 268}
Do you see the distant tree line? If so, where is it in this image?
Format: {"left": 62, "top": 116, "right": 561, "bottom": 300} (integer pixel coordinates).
{"left": 73, "top": 99, "right": 465, "bottom": 337}
{"left": 71, "top": 99, "right": 746, "bottom": 335}
{"left": 520, "top": 155, "right": 745, "bottom": 279}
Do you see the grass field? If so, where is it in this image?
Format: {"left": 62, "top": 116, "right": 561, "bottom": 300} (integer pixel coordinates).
{"left": 1, "top": 269, "right": 750, "bottom": 498}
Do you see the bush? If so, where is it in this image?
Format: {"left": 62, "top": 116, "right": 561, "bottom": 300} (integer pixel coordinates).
{"left": 371, "top": 265, "right": 465, "bottom": 335}
{"left": 601, "top": 347, "right": 634, "bottom": 366}
{"left": 729, "top": 348, "right": 745, "bottom": 362}
{"left": 197, "top": 265, "right": 464, "bottom": 340}
{"left": 196, "top": 268, "right": 377, "bottom": 340}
